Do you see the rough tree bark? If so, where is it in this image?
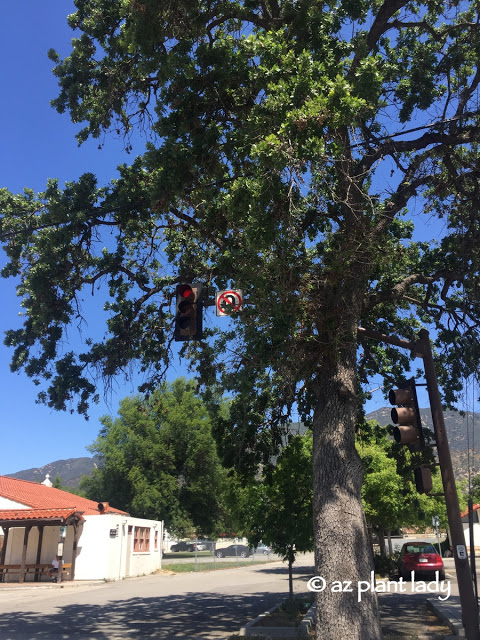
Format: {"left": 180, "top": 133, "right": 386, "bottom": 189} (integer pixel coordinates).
{"left": 312, "top": 302, "right": 383, "bottom": 639}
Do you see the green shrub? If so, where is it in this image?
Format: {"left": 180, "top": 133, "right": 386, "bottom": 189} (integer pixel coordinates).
{"left": 373, "top": 552, "right": 399, "bottom": 577}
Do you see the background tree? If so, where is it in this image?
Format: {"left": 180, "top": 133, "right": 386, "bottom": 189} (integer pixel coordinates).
{"left": 236, "top": 434, "right": 314, "bottom": 599}
{"left": 80, "top": 378, "right": 230, "bottom": 537}
{"left": 2, "top": 2, "right": 480, "bottom": 637}
{"left": 359, "top": 441, "right": 404, "bottom": 555}
{"left": 358, "top": 419, "right": 467, "bottom": 554}
{"left": 469, "top": 474, "right": 480, "bottom": 503}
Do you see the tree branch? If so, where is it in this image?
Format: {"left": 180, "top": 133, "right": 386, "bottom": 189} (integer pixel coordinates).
{"left": 348, "top": 1, "right": 410, "bottom": 77}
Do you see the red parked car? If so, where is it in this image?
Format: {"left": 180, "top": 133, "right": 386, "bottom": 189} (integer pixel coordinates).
{"left": 398, "top": 541, "right": 445, "bottom": 581}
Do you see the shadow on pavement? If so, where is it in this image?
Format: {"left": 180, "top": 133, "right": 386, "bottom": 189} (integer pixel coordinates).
{"left": 256, "top": 564, "right": 315, "bottom": 577}
{"left": 0, "top": 590, "right": 292, "bottom": 640}
{"left": 378, "top": 593, "right": 454, "bottom": 637}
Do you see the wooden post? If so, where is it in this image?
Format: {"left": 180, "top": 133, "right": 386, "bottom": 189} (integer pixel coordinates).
{"left": 70, "top": 520, "right": 80, "bottom": 581}
{"left": 19, "top": 526, "right": 31, "bottom": 584}
{"left": 0, "top": 527, "right": 9, "bottom": 582}
{"left": 34, "top": 525, "right": 44, "bottom": 582}
{"left": 0, "top": 527, "right": 8, "bottom": 565}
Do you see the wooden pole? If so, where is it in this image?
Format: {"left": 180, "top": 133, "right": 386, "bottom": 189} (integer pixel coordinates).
{"left": 416, "top": 329, "right": 479, "bottom": 639}
{"left": 0, "top": 527, "right": 8, "bottom": 565}
{"left": 71, "top": 520, "right": 79, "bottom": 581}
{"left": 19, "top": 526, "right": 31, "bottom": 584}
{"left": 34, "top": 525, "right": 44, "bottom": 582}
{"left": 358, "top": 325, "right": 480, "bottom": 639}
{"left": 0, "top": 527, "right": 9, "bottom": 582}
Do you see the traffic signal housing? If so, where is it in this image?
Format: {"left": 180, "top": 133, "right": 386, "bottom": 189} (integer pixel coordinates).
{"left": 389, "top": 379, "right": 425, "bottom": 451}
{"left": 414, "top": 465, "right": 433, "bottom": 495}
{"left": 174, "top": 283, "right": 203, "bottom": 341}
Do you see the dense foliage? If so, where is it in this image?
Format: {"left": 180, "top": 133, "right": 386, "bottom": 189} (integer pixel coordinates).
{"left": 80, "top": 378, "right": 230, "bottom": 536}
{"left": 231, "top": 433, "right": 313, "bottom": 596}
{"left": 1, "top": 2, "right": 479, "bottom": 427}
{"left": 357, "top": 419, "right": 466, "bottom": 542}
{"left": 2, "top": 2, "right": 480, "bottom": 637}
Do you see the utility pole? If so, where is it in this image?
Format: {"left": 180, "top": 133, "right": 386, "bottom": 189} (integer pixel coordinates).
{"left": 416, "top": 329, "right": 479, "bottom": 639}
{"left": 358, "top": 326, "right": 480, "bottom": 640}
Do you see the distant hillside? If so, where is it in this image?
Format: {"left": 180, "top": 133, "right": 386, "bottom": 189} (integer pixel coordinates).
{"left": 7, "top": 455, "right": 101, "bottom": 488}
{"left": 366, "top": 408, "right": 480, "bottom": 482}
{"left": 6, "top": 409, "right": 480, "bottom": 486}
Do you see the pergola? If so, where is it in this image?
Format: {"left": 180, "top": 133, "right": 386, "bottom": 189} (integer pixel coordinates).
{"left": 0, "top": 508, "right": 84, "bottom": 583}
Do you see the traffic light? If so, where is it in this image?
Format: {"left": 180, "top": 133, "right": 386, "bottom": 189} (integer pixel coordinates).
{"left": 414, "top": 465, "right": 433, "bottom": 495}
{"left": 389, "top": 378, "right": 425, "bottom": 451}
{"left": 174, "top": 283, "right": 203, "bottom": 341}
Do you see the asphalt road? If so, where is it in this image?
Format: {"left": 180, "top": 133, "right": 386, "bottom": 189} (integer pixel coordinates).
{"left": 0, "top": 555, "right": 471, "bottom": 639}
{"left": 0, "top": 553, "right": 315, "bottom": 640}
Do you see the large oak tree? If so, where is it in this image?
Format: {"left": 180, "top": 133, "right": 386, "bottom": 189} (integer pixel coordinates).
{"left": 2, "top": 2, "right": 480, "bottom": 637}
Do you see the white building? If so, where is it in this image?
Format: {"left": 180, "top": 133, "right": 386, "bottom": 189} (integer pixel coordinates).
{"left": 461, "top": 503, "right": 480, "bottom": 552}
{"left": 0, "top": 475, "right": 163, "bottom": 582}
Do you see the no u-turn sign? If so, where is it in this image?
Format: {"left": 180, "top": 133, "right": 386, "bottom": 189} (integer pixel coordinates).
{"left": 216, "top": 290, "right": 243, "bottom": 316}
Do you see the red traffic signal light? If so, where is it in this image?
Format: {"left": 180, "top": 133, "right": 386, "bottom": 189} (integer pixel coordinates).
{"left": 389, "top": 379, "right": 425, "bottom": 450}
{"left": 174, "top": 284, "right": 202, "bottom": 341}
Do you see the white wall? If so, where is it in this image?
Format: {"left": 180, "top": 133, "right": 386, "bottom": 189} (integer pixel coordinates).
{"left": 0, "top": 497, "right": 29, "bottom": 535}
{"left": 2, "top": 515, "right": 163, "bottom": 582}
{"left": 462, "top": 523, "right": 480, "bottom": 550}
{"left": 0, "top": 496, "right": 29, "bottom": 509}
{"left": 75, "top": 514, "right": 163, "bottom": 580}
{"left": 2, "top": 523, "right": 74, "bottom": 582}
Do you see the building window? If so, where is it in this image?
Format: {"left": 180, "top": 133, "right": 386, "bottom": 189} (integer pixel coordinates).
{"left": 154, "top": 530, "right": 158, "bottom": 550}
{"left": 133, "top": 527, "right": 150, "bottom": 552}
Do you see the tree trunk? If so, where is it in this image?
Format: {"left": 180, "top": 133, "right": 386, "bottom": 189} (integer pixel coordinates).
{"left": 312, "top": 330, "right": 383, "bottom": 640}
{"left": 378, "top": 528, "right": 386, "bottom": 558}
{"left": 288, "top": 547, "right": 294, "bottom": 600}
{"left": 387, "top": 530, "right": 393, "bottom": 557}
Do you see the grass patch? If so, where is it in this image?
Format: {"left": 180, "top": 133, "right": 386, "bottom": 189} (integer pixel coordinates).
{"left": 163, "top": 551, "right": 212, "bottom": 560}
{"left": 163, "top": 559, "right": 276, "bottom": 572}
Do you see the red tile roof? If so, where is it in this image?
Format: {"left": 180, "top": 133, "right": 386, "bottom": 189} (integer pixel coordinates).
{"left": 0, "top": 507, "right": 80, "bottom": 522}
{"left": 0, "top": 476, "right": 128, "bottom": 516}
{"left": 461, "top": 503, "right": 480, "bottom": 518}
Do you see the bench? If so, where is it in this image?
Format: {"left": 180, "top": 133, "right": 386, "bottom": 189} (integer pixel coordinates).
{"left": 61, "top": 562, "right": 72, "bottom": 580}
{"left": 25, "top": 564, "right": 52, "bottom": 581}
{"left": 29, "top": 562, "right": 73, "bottom": 582}
{"left": 0, "top": 564, "right": 21, "bottom": 582}
{"left": 0, "top": 563, "right": 72, "bottom": 582}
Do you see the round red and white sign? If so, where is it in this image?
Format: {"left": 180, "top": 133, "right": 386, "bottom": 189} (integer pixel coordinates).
{"left": 216, "top": 290, "right": 243, "bottom": 316}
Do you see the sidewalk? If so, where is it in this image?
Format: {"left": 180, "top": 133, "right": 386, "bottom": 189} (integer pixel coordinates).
{"left": 379, "top": 593, "right": 456, "bottom": 639}
{"left": 0, "top": 579, "right": 105, "bottom": 590}
{"left": 427, "top": 596, "right": 467, "bottom": 638}
{"left": 379, "top": 592, "right": 478, "bottom": 638}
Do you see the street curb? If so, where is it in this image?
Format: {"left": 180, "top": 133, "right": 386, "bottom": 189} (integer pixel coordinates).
{"left": 239, "top": 601, "right": 281, "bottom": 637}
{"left": 239, "top": 601, "right": 315, "bottom": 637}
{"left": 427, "top": 599, "right": 465, "bottom": 637}
{"left": 298, "top": 603, "right": 316, "bottom": 635}
{"left": 0, "top": 580, "right": 105, "bottom": 592}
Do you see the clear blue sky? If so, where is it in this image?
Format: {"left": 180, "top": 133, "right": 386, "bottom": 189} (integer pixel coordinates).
{"left": 0, "top": 2, "right": 449, "bottom": 475}
{"left": 0, "top": 1, "right": 158, "bottom": 474}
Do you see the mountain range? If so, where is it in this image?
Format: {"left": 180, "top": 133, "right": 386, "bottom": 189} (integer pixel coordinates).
{"left": 6, "top": 455, "right": 102, "bottom": 488}
{"left": 5, "top": 408, "right": 480, "bottom": 485}
{"left": 366, "top": 407, "right": 480, "bottom": 482}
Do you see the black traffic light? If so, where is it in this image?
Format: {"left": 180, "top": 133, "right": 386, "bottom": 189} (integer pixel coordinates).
{"left": 174, "top": 283, "right": 203, "bottom": 341}
{"left": 414, "top": 465, "right": 433, "bottom": 495}
{"left": 389, "top": 379, "right": 425, "bottom": 451}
